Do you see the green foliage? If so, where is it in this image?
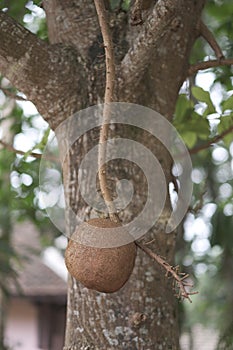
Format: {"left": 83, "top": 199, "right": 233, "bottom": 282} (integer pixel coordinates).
{"left": 176, "top": 129, "right": 233, "bottom": 347}
{"left": 173, "top": 93, "right": 211, "bottom": 148}
{"left": 0, "top": 236, "right": 19, "bottom": 295}
{"left": 0, "top": 0, "right": 29, "bottom": 22}
{"left": 174, "top": 84, "right": 233, "bottom": 150}
{"left": 0, "top": 146, "right": 19, "bottom": 295}
{"left": 0, "top": 98, "right": 58, "bottom": 298}
{"left": 0, "top": 1, "right": 47, "bottom": 40}
{"left": 174, "top": 4, "right": 233, "bottom": 345}
{"left": 0, "top": 0, "right": 41, "bottom": 22}
{"left": 174, "top": 94, "right": 194, "bottom": 123}
{"left": 217, "top": 322, "right": 233, "bottom": 350}
{"left": 191, "top": 86, "right": 215, "bottom": 115}
{"left": 109, "top": 0, "right": 130, "bottom": 11}
{"left": 189, "top": 38, "right": 207, "bottom": 65}
{"left": 211, "top": 209, "right": 233, "bottom": 248}
{"left": 21, "top": 126, "right": 50, "bottom": 159}
{"left": 206, "top": 0, "right": 233, "bottom": 36}
{"left": 217, "top": 115, "right": 233, "bottom": 145}
{"left": 222, "top": 94, "right": 233, "bottom": 112}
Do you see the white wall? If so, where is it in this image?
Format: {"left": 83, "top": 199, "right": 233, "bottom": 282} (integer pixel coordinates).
{"left": 5, "top": 297, "right": 42, "bottom": 350}
{"left": 180, "top": 324, "right": 219, "bottom": 350}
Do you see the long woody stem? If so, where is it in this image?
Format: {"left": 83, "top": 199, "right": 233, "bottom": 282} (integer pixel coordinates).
{"left": 94, "top": 0, "right": 119, "bottom": 223}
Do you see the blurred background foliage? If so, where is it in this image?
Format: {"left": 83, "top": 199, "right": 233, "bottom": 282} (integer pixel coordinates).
{"left": 0, "top": 0, "right": 233, "bottom": 349}
{"left": 175, "top": 0, "right": 233, "bottom": 348}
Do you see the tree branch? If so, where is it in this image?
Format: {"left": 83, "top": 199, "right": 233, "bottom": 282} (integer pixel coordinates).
{"left": 188, "top": 58, "right": 233, "bottom": 76}
{"left": 199, "top": 21, "right": 224, "bottom": 60}
{"left": 43, "top": 0, "right": 99, "bottom": 57}
{"left": 0, "top": 11, "right": 48, "bottom": 85}
{"left": 0, "top": 87, "right": 27, "bottom": 101}
{"left": 120, "top": 0, "right": 178, "bottom": 88}
{"left": 189, "top": 124, "right": 233, "bottom": 155}
{"left": 0, "top": 139, "right": 57, "bottom": 161}
{"left": 136, "top": 241, "right": 197, "bottom": 302}
{"left": 0, "top": 139, "right": 42, "bottom": 159}
{"left": 0, "top": 11, "right": 88, "bottom": 129}
{"left": 188, "top": 21, "right": 233, "bottom": 76}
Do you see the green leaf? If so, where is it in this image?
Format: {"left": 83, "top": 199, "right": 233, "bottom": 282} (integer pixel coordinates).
{"left": 180, "top": 131, "right": 197, "bottom": 148}
{"left": 192, "top": 86, "right": 216, "bottom": 114}
{"left": 222, "top": 95, "right": 233, "bottom": 112}
{"left": 34, "top": 127, "right": 50, "bottom": 150}
{"left": 110, "top": 0, "right": 130, "bottom": 11}
{"left": 218, "top": 115, "right": 233, "bottom": 132}
{"left": 174, "top": 94, "right": 194, "bottom": 123}
{"left": 0, "top": 0, "right": 29, "bottom": 23}
{"left": 176, "top": 112, "right": 210, "bottom": 145}
{"left": 217, "top": 115, "right": 233, "bottom": 146}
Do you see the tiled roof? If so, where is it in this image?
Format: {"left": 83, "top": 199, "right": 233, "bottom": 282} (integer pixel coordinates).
{"left": 9, "top": 221, "right": 67, "bottom": 300}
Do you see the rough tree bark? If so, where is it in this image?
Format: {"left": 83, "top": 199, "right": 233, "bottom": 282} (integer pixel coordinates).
{"left": 0, "top": 1, "right": 205, "bottom": 349}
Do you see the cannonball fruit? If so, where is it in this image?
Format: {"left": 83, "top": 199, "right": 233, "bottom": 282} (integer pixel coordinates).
{"left": 65, "top": 218, "right": 137, "bottom": 293}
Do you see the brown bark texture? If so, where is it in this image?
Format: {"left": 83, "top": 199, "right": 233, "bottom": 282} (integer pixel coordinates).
{"left": 0, "top": 0, "right": 206, "bottom": 349}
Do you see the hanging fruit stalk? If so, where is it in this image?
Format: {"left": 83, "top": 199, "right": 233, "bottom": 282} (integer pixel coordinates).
{"left": 65, "top": 0, "right": 137, "bottom": 294}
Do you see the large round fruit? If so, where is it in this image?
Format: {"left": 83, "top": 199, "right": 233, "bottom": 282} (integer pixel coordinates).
{"left": 65, "top": 218, "right": 136, "bottom": 293}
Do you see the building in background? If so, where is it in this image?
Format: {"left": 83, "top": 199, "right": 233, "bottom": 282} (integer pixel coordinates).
{"left": 5, "top": 222, "right": 67, "bottom": 350}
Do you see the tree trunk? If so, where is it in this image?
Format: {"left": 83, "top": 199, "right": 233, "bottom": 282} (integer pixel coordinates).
{"left": 0, "top": 1, "right": 205, "bottom": 349}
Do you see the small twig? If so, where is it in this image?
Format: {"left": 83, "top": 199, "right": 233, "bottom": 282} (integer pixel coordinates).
{"left": 189, "top": 124, "right": 233, "bottom": 155}
{"left": 0, "top": 87, "right": 27, "bottom": 101}
{"left": 0, "top": 139, "right": 56, "bottom": 161}
{"left": 0, "top": 139, "right": 42, "bottom": 159}
{"left": 176, "top": 124, "right": 233, "bottom": 160}
{"left": 188, "top": 58, "right": 233, "bottom": 76}
{"left": 136, "top": 241, "right": 197, "bottom": 302}
{"left": 144, "top": 238, "right": 155, "bottom": 245}
{"left": 188, "top": 187, "right": 207, "bottom": 214}
{"left": 94, "top": 0, "right": 119, "bottom": 223}
{"left": 200, "top": 21, "right": 224, "bottom": 60}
